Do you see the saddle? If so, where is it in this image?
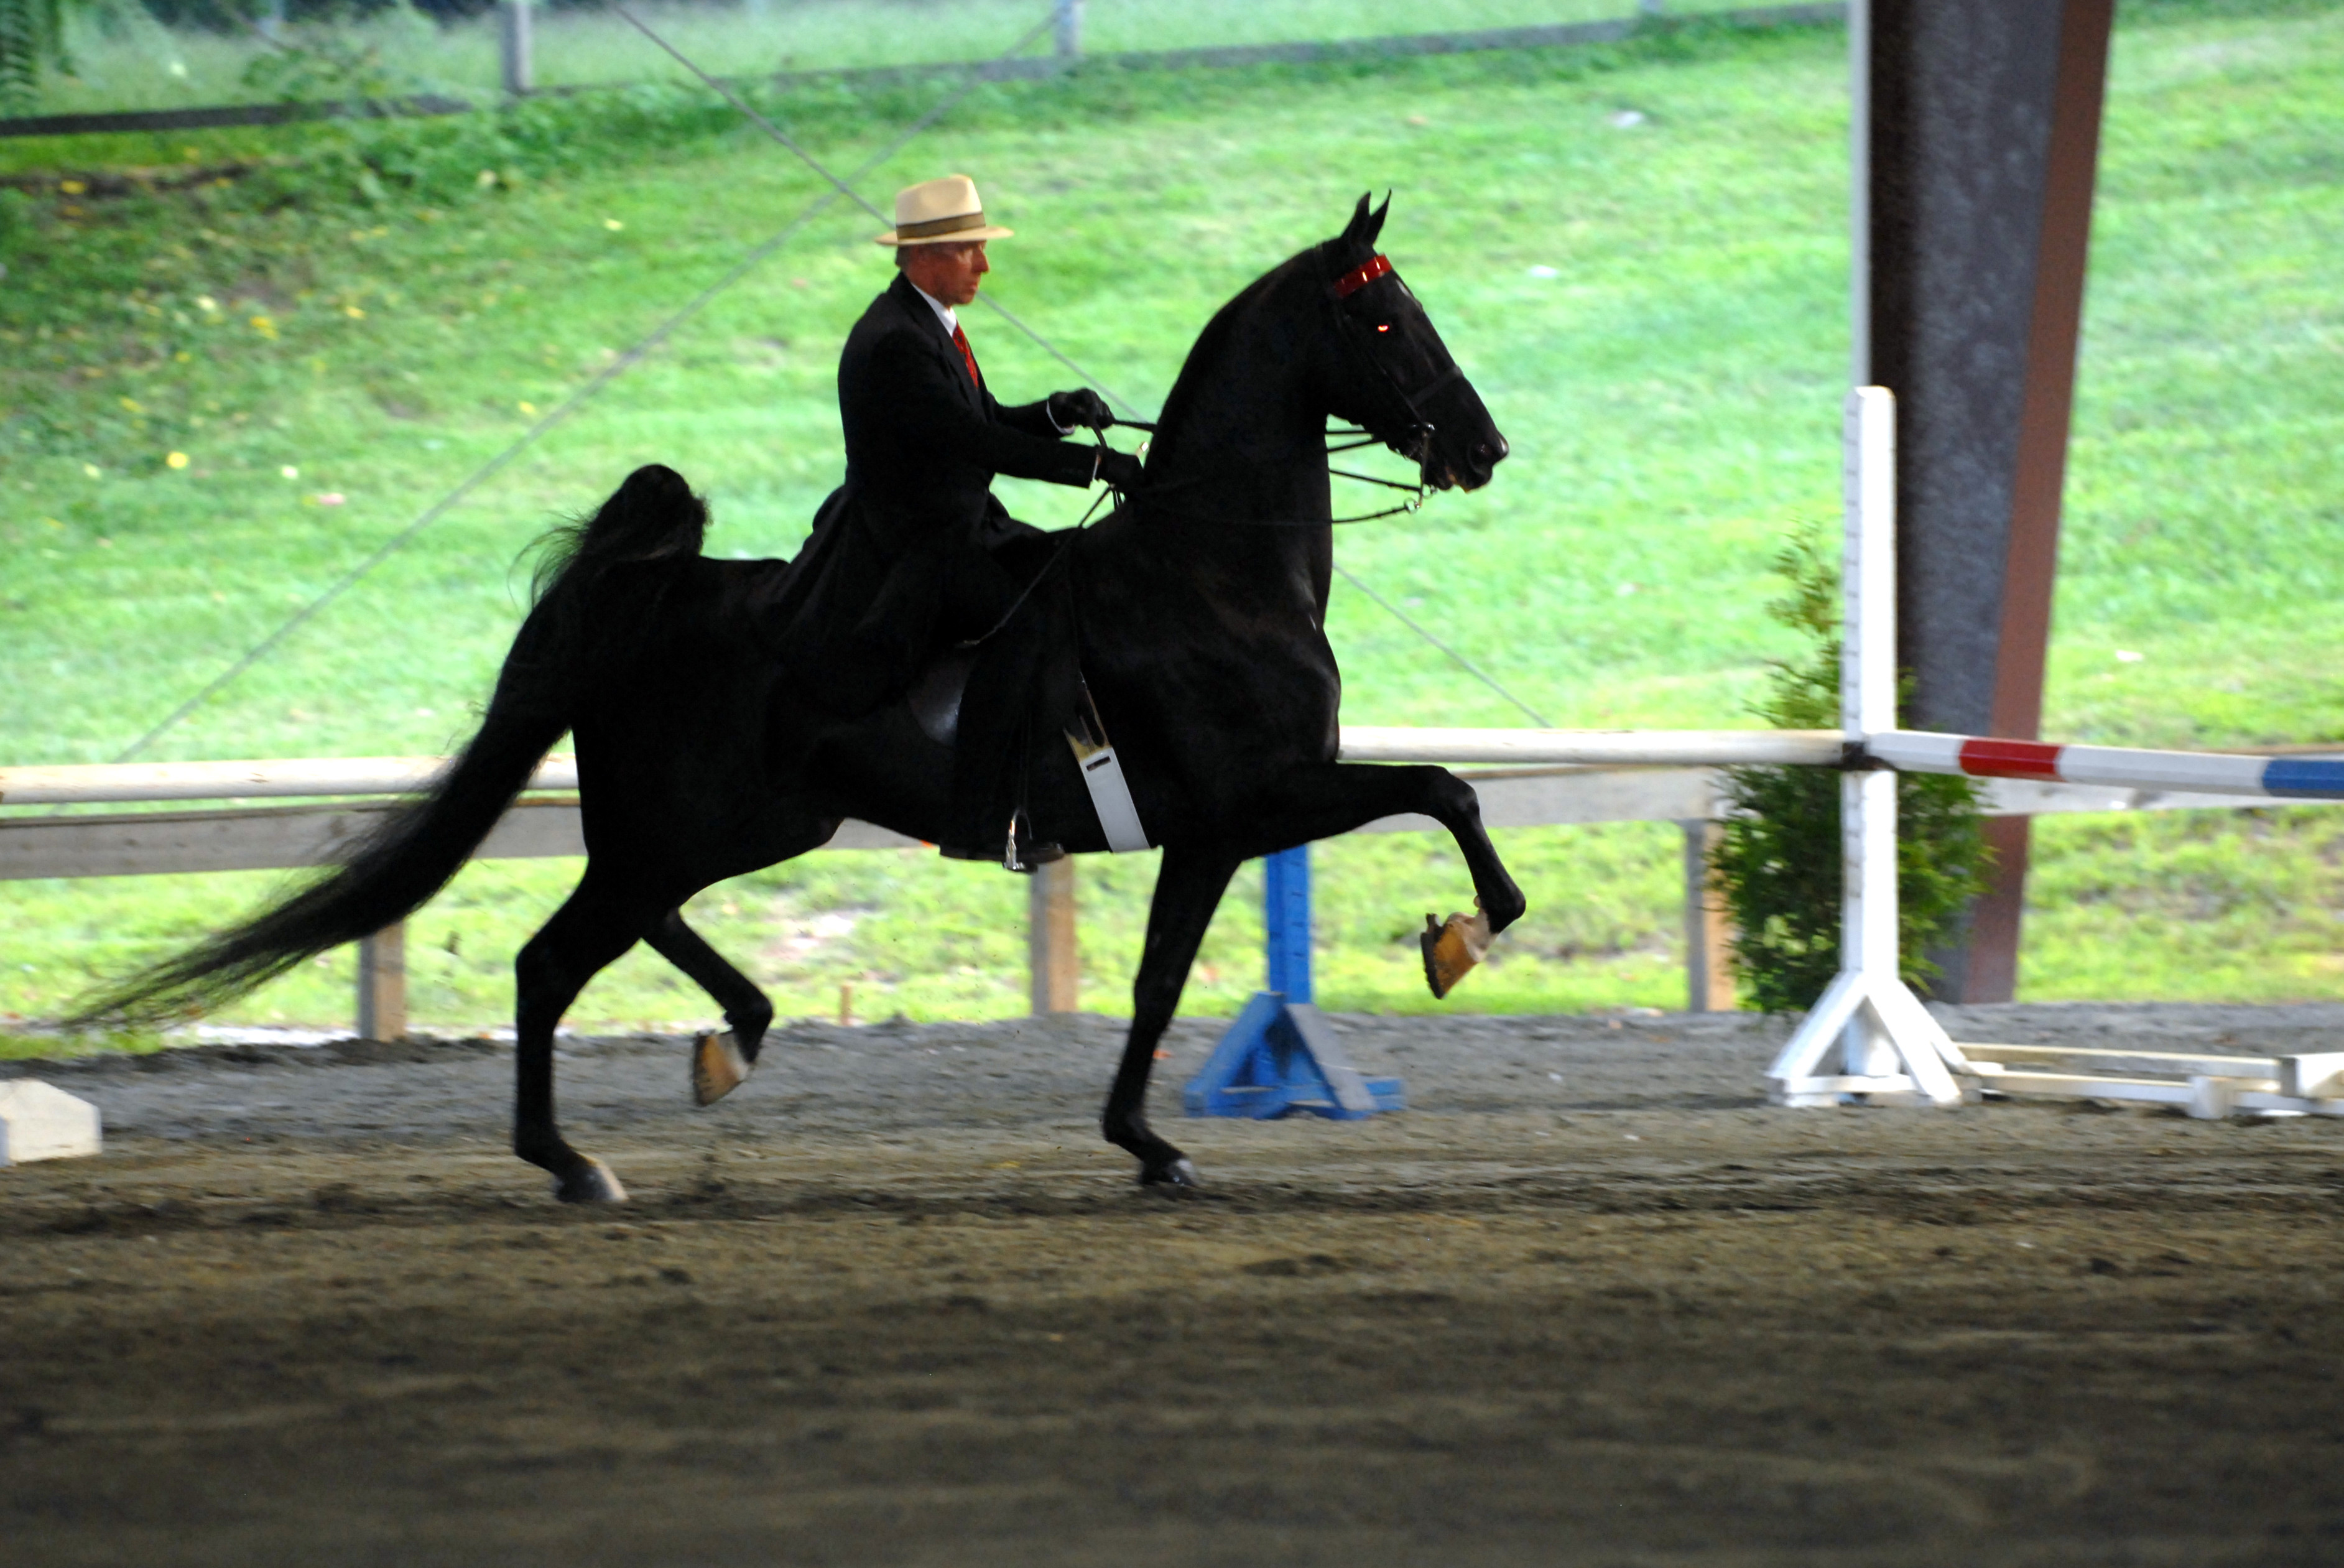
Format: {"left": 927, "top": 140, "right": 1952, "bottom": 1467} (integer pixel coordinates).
{"left": 902, "top": 560, "right": 1147, "bottom": 870}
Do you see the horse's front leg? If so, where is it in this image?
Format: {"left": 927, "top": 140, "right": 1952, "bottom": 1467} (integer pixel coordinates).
{"left": 1232, "top": 762, "right": 1525, "bottom": 998}
{"left": 1241, "top": 762, "right": 1525, "bottom": 933}
{"left": 1104, "top": 843, "right": 1243, "bottom": 1187}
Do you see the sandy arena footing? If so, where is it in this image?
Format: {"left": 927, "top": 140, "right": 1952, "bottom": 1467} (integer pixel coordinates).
{"left": 5, "top": 1003, "right": 2344, "bottom": 1565}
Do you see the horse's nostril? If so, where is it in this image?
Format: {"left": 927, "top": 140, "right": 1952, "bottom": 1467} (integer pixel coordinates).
{"left": 1480, "top": 437, "right": 1509, "bottom": 463}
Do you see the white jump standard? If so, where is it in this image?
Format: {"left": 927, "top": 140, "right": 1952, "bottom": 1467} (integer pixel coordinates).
{"left": 1763, "top": 388, "right": 1967, "bottom": 1109}
{"left": 1767, "top": 386, "right": 2344, "bottom": 1120}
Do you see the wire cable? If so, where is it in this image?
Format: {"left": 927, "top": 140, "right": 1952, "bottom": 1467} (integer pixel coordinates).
{"left": 113, "top": 15, "right": 1060, "bottom": 763}
{"left": 619, "top": 7, "right": 1149, "bottom": 419}
{"left": 1331, "top": 563, "right": 1552, "bottom": 727}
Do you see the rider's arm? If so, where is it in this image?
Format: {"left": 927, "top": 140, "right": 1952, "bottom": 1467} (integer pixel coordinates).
{"left": 869, "top": 333, "right": 1098, "bottom": 489}
{"left": 993, "top": 396, "right": 1067, "bottom": 440}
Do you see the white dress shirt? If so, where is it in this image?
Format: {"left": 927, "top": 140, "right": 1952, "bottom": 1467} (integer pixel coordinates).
{"left": 909, "top": 281, "right": 961, "bottom": 340}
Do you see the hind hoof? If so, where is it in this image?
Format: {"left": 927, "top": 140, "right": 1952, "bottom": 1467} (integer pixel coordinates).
{"left": 554, "top": 1156, "right": 629, "bottom": 1204}
{"left": 1139, "top": 1156, "right": 1202, "bottom": 1190}
{"left": 692, "top": 1031, "right": 753, "bottom": 1106}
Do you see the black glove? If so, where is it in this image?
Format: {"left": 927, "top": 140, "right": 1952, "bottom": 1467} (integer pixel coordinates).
{"left": 1049, "top": 387, "right": 1114, "bottom": 432}
{"left": 1095, "top": 448, "right": 1145, "bottom": 492}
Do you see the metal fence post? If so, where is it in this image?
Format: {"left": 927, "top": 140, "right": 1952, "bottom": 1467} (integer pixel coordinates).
{"left": 1054, "top": 0, "right": 1085, "bottom": 60}
{"left": 356, "top": 922, "right": 407, "bottom": 1041}
{"left": 1028, "top": 858, "right": 1078, "bottom": 1014}
{"left": 499, "top": 0, "right": 534, "bottom": 98}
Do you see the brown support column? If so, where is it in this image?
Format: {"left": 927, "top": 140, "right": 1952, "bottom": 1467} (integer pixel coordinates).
{"left": 1965, "top": 0, "right": 2115, "bottom": 1002}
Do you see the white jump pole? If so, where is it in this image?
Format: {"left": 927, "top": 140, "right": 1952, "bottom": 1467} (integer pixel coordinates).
{"left": 1764, "top": 387, "right": 1966, "bottom": 1108}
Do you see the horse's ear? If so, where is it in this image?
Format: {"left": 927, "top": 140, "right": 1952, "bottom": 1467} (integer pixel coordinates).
{"left": 1342, "top": 191, "right": 1390, "bottom": 250}
{"left": 1366, "top": 191, "right": 1391, "bottom": 246}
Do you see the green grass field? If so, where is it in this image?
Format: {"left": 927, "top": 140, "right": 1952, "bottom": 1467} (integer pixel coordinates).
{"left": 2, "top": 2, "right": 2340, "bottom": 1042}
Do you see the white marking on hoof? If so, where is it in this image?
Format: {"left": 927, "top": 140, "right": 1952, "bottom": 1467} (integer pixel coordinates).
{"left": 556, "top": 1156, "right": 629, "bottom": 1204}
{"left": 1420, "top": 903, "right": 1494, "bottom": 1000}
{"left": 692, "top": 1031, "right": 753, "bottom": 1106}
{"left": 1141, "top": 1156, "right": 1202, "bottom": 1190}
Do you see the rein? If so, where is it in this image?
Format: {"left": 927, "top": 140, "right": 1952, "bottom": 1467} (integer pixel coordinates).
{"left": 1117, "top": 466, "right": 1430, "bottom": 530}
{"left": 1080, "top": 415, "right": 1429, "bottom": 528}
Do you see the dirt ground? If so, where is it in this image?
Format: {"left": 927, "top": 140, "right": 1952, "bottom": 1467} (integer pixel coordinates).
{"left": 6, "top": 1003, "right": 2344, "bottom": 1566}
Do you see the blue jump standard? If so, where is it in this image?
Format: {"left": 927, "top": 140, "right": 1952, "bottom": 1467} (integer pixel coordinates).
{"left": 1183, "top": 845, "right": 1406, "bottom": 1120}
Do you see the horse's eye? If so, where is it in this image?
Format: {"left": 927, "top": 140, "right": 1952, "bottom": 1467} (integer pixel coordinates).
{"left": 1376, "top": 323, "right": 1390, "bottom": 333}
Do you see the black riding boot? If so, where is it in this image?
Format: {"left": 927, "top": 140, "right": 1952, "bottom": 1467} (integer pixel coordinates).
{"left": 940, "top": 613, "right": 1062, "bottom": 871}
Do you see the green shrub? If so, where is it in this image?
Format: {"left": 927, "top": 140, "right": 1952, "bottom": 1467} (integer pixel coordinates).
{"left": 0, "top": 0, "right": 77, "bottom": 111}
{"left": 1710, "top": 523, "right": 1993, "bottom": 1012}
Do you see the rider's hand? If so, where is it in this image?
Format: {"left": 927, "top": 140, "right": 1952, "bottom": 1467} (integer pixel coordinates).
{"left": 1049, "top": 388, "right": 1114, "bottom": 432}
{"left": 1096, "top": 448, "right": 1145, "bottom": 493}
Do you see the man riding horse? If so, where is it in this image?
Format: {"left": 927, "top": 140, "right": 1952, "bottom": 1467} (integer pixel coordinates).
{"left": 76, "top": 191, "right": 1522, "bottom": 1200}
{"left": 775, "top": 174, "right": 1144, "bottom": 866}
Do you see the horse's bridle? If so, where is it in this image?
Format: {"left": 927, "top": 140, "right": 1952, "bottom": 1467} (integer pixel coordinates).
{"left": 1327, "top": 251, "right": 1468, "bottom": 484}
{"left": 1089, "top": 251, "right": 1470, "bottom": 529}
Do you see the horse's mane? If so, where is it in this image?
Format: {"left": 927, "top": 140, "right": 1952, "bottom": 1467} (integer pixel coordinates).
{"left": 1147, "top": 237, "right": 1354, "bottom": 468}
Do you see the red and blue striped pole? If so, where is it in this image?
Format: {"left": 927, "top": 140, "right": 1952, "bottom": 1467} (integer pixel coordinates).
{"left": 1867, "top": 732, "right": 2344, "bottom": 800}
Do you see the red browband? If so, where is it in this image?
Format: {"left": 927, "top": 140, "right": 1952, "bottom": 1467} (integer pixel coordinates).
{"left": 1333, "top": 253, "right": 1393, "bottom": 297}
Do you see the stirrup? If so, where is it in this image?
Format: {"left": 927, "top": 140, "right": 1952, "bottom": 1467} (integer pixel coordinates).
{"left": 937, "top": 817, "right": 1062, "bottom": 873}
{"left": 1001, "top": 807, "right": 1063, "bottom": 874}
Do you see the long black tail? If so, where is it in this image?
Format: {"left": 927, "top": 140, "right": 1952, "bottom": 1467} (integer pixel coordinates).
{"left": 68, "top": 463, "right": 707, "bottom": 1030}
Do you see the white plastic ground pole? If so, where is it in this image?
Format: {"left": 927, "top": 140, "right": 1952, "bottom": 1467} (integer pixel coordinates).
{"left": 1764, "top": 388, "right": 1968, "bottom": 1108}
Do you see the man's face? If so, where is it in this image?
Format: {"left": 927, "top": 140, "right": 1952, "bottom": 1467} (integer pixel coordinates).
{"left": 902, "top": 239, "right": 989, "bottom": 306}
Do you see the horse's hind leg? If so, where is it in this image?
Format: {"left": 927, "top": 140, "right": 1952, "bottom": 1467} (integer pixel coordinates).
{"left": 1103, "top": 844, "right": 1242, "bottom": 1188}
{"left": 642, "top": 908, "right": 773, "bottom": 1106}
{"left": 513, "top": 869, "right": 667, "bottom": 1202}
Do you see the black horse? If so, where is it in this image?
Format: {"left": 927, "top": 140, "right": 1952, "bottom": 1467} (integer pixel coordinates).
{"left": 76, "top": 195, "right": 1522, "bottom": 1201}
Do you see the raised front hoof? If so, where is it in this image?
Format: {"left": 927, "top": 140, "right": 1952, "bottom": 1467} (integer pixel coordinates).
{"left": 1137, "top": 1156, "right": 1202, "bottom": 1192}
{"left": 554, "top": 1156, "right": 629, "bottom": 1204}
{"left": 692, "top": 1031, "right": 753, "bottom": 1106}
{"left": 1421, "top": 906, "right": 1494, "bottom": 999}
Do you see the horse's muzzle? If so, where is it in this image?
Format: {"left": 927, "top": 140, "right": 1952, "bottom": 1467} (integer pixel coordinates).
{"left": 1447, "top": 433, "right": 1509, "bottom": 492}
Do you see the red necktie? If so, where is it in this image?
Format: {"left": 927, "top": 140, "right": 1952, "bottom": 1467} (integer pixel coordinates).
{"left": 952, "top": 322, "right": 981, "bottom": 389}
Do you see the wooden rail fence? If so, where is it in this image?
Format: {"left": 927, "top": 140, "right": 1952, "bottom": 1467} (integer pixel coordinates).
{"left": 4, "top": 727, "right": 2317, "bottom": 1038}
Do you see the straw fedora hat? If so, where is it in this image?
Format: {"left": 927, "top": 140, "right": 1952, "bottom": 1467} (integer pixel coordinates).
{"left": 874, "top": 174, "right": 1014, "bottom": 246}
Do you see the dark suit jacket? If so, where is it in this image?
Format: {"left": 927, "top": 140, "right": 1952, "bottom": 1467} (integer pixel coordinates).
{"left": 838, "top": 272, "right": 1097, "bottom": 552}
{"left": 766, "top": 274, "right": 1096, "bottom": 715}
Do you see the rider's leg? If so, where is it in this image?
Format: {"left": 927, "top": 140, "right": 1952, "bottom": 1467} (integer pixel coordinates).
{"left": 942, "top": 545, "right": 1054, "bottom": 858}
